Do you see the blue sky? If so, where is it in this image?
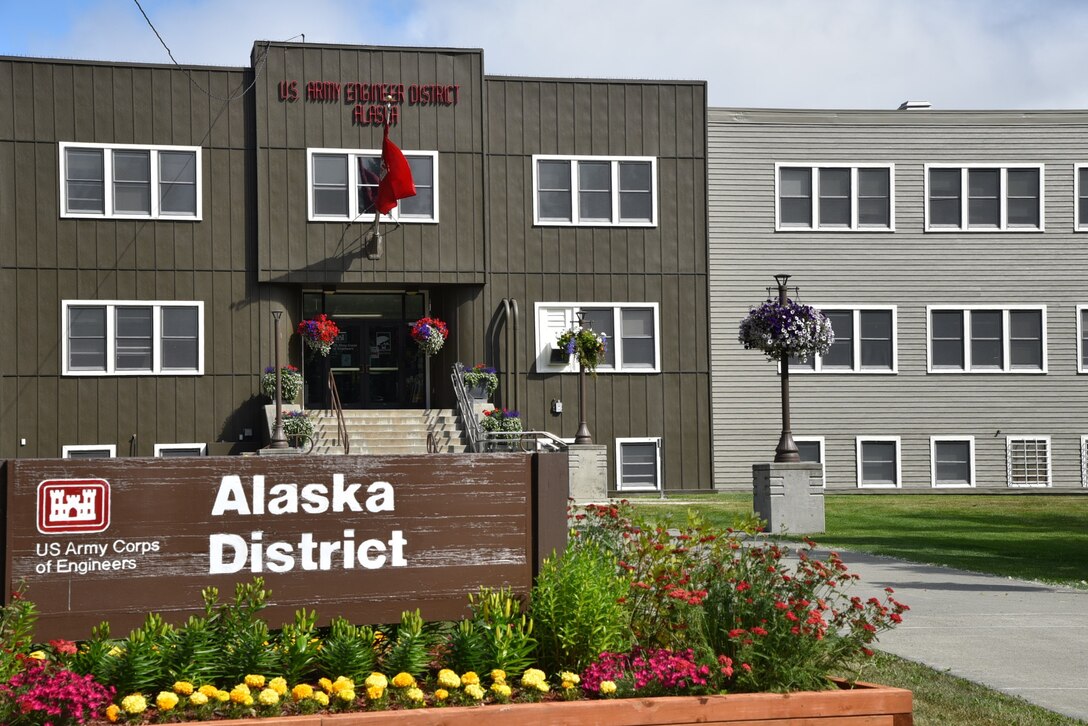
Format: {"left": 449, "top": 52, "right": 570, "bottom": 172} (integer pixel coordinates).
{"left": 3, "top": 0, "right": 1088, "bottom": 109}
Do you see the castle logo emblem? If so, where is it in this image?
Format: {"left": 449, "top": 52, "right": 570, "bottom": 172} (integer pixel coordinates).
{"left": 37, "top": 479, "right": 111, "bottom": 534}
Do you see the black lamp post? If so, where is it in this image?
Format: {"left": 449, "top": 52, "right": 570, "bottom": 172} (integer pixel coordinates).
{"left": 773, "top": 274, "right": 800, "bottom": 463}
{"left": 574, "top": 310, "right": 593, "bottom": 445}
{"left": 269, "top": 309, "right": 289, "bottom": 449}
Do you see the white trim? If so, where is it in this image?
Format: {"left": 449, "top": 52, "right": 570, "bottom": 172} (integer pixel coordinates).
{"left": 1077, "top": 305, "right": 1088, "bottom": 373}
{"left": 923, "top": 163, "right": 1044, "bottom": 232}
{"left": 1006, "top": 435, "right": 1052, "bottom": 488}
{"left": 1076, "top": 163, "right": 1088, "bottom": 231}
{"left": 925, "top": 305, "right": 1047, "bottom": 374}
{"left": 794, "top": 436, "right": 826, "bottom": 488}
{"left": 59, "top": 142, "right": 202, "bottom": 220}
{"left": 306, "top": 148, "right": 439, "bottom": 223}
{"left": 61, "top": 300, "right": 205, "bottom": 376}
{"left": 791, "top": 306, "right": 898, "bottom": 374}
{"left": 534, "top": 302, "right": 661, "bottom": 374}
{"left": 1081, "top": 435, "right": 1088, "bottom": 488}
{"left": 774, "top": 163, "right": 895, "bottom": 232}
{"left": 154, "top": 443, "right": 208, "bottom": 457}
{"left": 615, "top": 437, "right": 662, "bottom": 492}
{"left": 62, "top": 444, "right": 116, "bottom": 458}
{"left": 856, "top": 436, "right": 902, "bottom": 489}
{"left": 930, "top": 436, "right": 976, "bottom": 488}
{"left": 532, "top": 155, "right": 658, "bottom": 227}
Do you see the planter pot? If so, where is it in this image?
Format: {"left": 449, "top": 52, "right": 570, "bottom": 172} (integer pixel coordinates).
{"left": 466, "top": 383, "right": 490, "bottom": 401}
{"left": 176, "top": 680, "right": 911, "bottom": 726}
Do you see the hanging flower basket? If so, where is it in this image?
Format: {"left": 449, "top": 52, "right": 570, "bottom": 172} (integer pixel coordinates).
{"left": 738, "top": 298, "right": 834, "bottom": 362}
{"left": 297, "top": 314, "right": 341, "bottom": 357}
{"left": 555, "top": 326, "right": 608, "bottom": 375}
{"left": 259, "top": 365, "right": 302, "bottom": 403}
{"left": 411, "top": 317, "right": 449, "bottom": 356}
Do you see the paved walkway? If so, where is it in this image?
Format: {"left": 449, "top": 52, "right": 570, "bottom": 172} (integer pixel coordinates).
{"left": 819, "top": 548, "right": 1088, "bottom": 722}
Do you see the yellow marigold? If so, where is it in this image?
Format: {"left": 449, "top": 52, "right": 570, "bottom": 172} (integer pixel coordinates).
{"left": 331, "top": 676, "right": 354, "bottom": 694}
{"left": 269, "top": 677, "right": 288, "bottom": 696}
{"left": 406, "top": 687, "right": 424, "bottom": 702}
{"left": 244, "top": 674, "right": 266, "bottom": 689}
{"left": 599, "top": 680, "right": 617, "bottom": 695}
{"left": 258, "top": 688, "right": 280, "bottom": 707}
{"left": 189, "top": 691, "right": 209, "bottom": 706}
{"left": 230, "top": 686, "right": 251, "bottom": 704}
{"left": 464, "top": 683, "right": 485, "bottom": 700}
{"left": 156, "top": 691, "right": 179, "bottom": 711}
{"left": 28, "top": 651, "right": 46, "bottom": 660}
{"left": 559, "top": 671, "right": 580, "bottom": 685}
{"left": 313, "top": 691, "right": 330, "bottom": 707}
{"left": 521, "top": 668, "right": 546, "bottom": 686}
{"left": 436, "top": 669, "right": 460, "bottom": 689}
{"left": 244, "top": 695, "right": 255, "bottom": 707}
{"left": 364, "top": 672, "right": 388, "bottom": 690}
{"left": 292, "top": 683, "right": 315, "bottom": 701}
{"left": 366, "top": 685, "right": 384, "bottom": 700}
{"left": 391, "top": 672, "right": 415, "bottom": 688}
{"left": 490, "top": 682, "right": 512, "bottom": 698}
{"left": 214, "top": 689, "right": 230, "bottom": 703}
{"left": 535, "top": 681, "right": 550, "bottom": 693}
{"left": 318, "top": 677, "right": 333, "bottom": 693}
{"left": 460, "top": 671, "right": 480, "bottom": 686}
{"left": 107, "top": 646, "right": 124, "bottom": 658}
{"left": 121, "top": 694, "right": 147, "bottom": 714}
{"left": 337, "top": 688, "right": 356, "bottom": 703}
{"left": 198, "top": 684, "right": 218, "bottom": 698}
{"left": 105, "top": 704, "right": 120, "bottom": 722}
{"left": 490, "top": 669, "right": 507, "bottom": 683}
{"left": 434, "top": 688, "right": 449, "bottom": 701}
{"left": 172, "top": 681, "right": 194, "bottom": 696}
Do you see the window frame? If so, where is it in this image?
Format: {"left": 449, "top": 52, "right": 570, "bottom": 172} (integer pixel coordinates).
{"left": 794, "top": 436, "right": 826, "bottom": 488}
{"left": 1075, "top": 164, "right": 1088, "bottom": 231}
{"left": 1077, "top": 305, "right": 1088, "bottom": 373}
{"left": 930, "top": 436, "right": 976, "bottom": 488}
{"left": 615, "top": 437, "right": 662, "bottom": 492}
{"left": 532, "top": 155, "right": 658, "bottom": 227}
{"left": 790, "top": 306, "right": 898, "bottom": 373}
{"left": 59, "top": 141, "right": 202, "bottom": 220}
{"left": 305, "top": 148, "right": 439, "bottom": 224}
{"left": 855, "top": 436, "right": 902, "bottom": 489}
{"left": 1006, "top": 436, "right": 1052, "bottom": 488}
{"left": 62, "top": 444, "right": 117, "bottom": 458}
{"left": 923, "top": 164, "right": 1044, "bottom": 232}
{"left": 534, "top": 302, "right": 661, "bottom": 374}
{"left": 926, "top": 305, "right": 1047, "bottom": 374}
{"left": 1081, "top": 435, "right": 1088, "bottom": 488}
{"left": 774, "top": 163, "right": 895, "bottom": 232}
{"left": 61, "top": 300, "right": 205, "bottom": 376}
{"left": 154, "top": 443, "right": 208, "bottom": 457}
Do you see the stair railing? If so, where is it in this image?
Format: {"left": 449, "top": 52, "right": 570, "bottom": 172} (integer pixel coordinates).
{"left": 451, "top": 362, "right": 485, "bottom": 451}
{"left": 326, "top": 368, "right": 350, "bottom": 455}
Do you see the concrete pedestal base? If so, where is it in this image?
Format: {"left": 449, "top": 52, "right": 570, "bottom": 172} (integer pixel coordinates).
{"left": 568, "top": 444, "right": 608, "bottom": 504}
{"left": 752, "top": 462, "right": 824, "bottom": 534}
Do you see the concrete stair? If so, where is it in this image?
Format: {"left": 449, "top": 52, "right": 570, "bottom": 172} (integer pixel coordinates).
{"left": 309, "top": 409, "right": 470, "bottom": 455}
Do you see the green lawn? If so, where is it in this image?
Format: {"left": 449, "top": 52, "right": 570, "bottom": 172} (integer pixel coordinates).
{"left": 628, "top": 493, "right": 1088, "bottom": 588}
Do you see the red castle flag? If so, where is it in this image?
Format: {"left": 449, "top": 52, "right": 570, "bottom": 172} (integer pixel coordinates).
{"left": 375, "top": 124, "right": 416, "bottom": 215}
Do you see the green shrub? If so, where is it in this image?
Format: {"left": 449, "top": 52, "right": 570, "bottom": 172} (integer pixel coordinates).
{"left": 381, "top": 609, "right": 431, "bottom": 678}
{"left": 318, "top": 617, "right": 377, "bottom": 683}
{"left": 203, "top": 579, "right": 277, "bottom": 684}
{"left": 110, "top": 613, "right": 172, "bottom": 695}
{"left": 0, "top": 583, "right": 37, "bottom": 682}
{"left": 530, "top": 540, "right": 631, "bottom": 673}
{"left": 467, "top": 587, "right": 536, "bottom": 675}
{"left": 163, "top": 615, "right": 220, "bottom": 686}
{"left": 276, "top": 608, "right": 319, "bottom": 684}
{"left": 444, "top": 619, "right": 488, "bottom": 675}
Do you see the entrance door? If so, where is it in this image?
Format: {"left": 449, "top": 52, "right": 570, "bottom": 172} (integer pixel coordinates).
{"left": 328, "top": 322, "right": 407, "bottom": 408}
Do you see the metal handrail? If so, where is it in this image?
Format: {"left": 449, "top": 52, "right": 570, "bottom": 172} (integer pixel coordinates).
{"left": 451, "top": 362, "right": 485, "bottom": 451}
{"left": 499, "top": 298, "right": 520, "bottom": 412}
{"left": 481, "top": 430, "right": 569, "bottom": 452}
{"left": 326, "top": 369, "right": 350, "bottom": 455}
{"left": 427, "top": 430, "right": 439, "bottom": 453}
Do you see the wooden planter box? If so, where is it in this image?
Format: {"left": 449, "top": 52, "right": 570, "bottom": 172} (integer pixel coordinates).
{"left": 178, "top": 680, "right": 912, "bottom": 726}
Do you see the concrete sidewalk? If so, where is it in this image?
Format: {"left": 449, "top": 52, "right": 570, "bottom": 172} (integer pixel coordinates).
{"left": 819, "top": 548, "right": 1088, "bottom": 722}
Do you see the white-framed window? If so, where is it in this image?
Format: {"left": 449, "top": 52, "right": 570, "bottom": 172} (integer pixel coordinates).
{"left": 1081, "top": 435, "right": 1088, "bottom": 488}
{"left": 1077, "top": 306, "right": 1088, "bottom": 373}
{"left": 775, "top": 163, "right": 894, "bottom": 231}
{"left": 59, "top": 142, "right": 201, "bottom": 220}
{"left": 534, "top": 302, "right": 660, "bottom": 373}
{"left": 62, "top": 444, "right": 116, "bottom": 459}
{"left": 794, "top": 436, "right": 826, "bottom": 487}
{"left": 926, "top": 306, "right": 1046, "bottom": 373}
{"left": 62, "top": 300, "right": 204, "bottom": 376}
{"left": 1076, "top": 164, "right": 1088, "bottom": 231}
{"left": 1007, "top": 436, "right": 1051, "bottom": 487}
{"left": 924, "top": 164, "right": 1043, "bottom": 231}
{"left": 930, "top": 436, "right": 975, "bottom": 488}
{"left": 856, "top": 437, "right": 901, "bottom": 488}
{"left": 532, "top": 155, "right": 657, "bottom": 227}
{"left": 307, "top": 148, "right": 438, "bottom": 223}
{"left": 154, "top": 443, "right": 208, "bottom": 457}
{"left": 616, "top": 437, "right": 661, "bottom": 491}
{"left": 791, "top": 307, "right": 897, "bottom": 373}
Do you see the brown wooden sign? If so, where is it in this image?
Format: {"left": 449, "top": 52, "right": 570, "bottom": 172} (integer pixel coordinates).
{"left": 1, "top": 454, "right": 568, "bottom": 640}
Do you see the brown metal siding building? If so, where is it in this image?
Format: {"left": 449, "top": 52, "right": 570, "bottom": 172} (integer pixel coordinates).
{"left": 0, "top": 42, "right": 711, "bottom": 492}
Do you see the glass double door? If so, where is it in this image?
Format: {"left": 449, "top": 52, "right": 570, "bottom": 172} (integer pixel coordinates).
{"left": 327, "top": 321, "right": 417, "bottom": 408}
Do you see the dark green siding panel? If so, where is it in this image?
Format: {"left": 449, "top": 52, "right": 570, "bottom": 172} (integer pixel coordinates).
{"left": 52, "top": 65, "right": 74, "bottom": 142}
{"left": 71, "top": 66, "right": 95, "bottom": 142}
{"left": 0, "top": 269, "right": 16, "bottom": 376}
{"left": 12, "top": 63, "right": 34, "bottom": 140}
{"left": 32, "top": 64, "right": 55, "bottom": 143}
{"left": 132, "top": 68, "right": 153, "bottom": 141}
{"left": 111, "top": 66, "right": 133, "bottom": 144}
{"left": 0, "top": 62, "right": 13, "bottom": 140}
